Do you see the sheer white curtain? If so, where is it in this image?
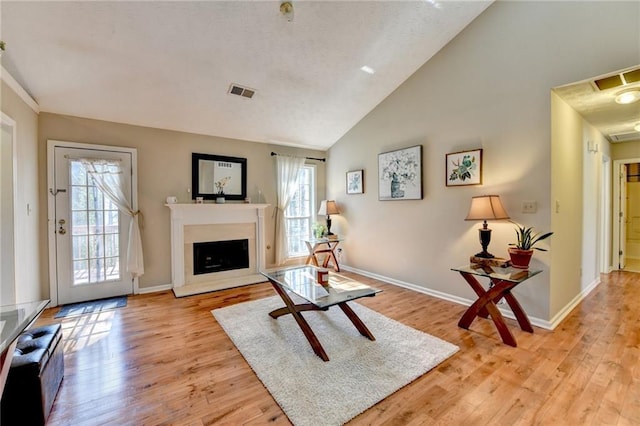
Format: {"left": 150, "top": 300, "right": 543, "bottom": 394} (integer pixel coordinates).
{"left": 275, "top": 155, "right": 306, "bottom": 265}
{"left": 81, "top": 159, "right": 144, "bottom": 278}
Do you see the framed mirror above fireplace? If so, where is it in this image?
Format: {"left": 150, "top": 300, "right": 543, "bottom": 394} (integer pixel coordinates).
{"left": 192, "top": 152, "right": 247, "bottom": 201}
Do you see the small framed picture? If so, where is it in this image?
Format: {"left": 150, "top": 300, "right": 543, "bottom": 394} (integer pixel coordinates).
{"left": 346, "top": 170, "right": 364, "bottom": 194}
{"left": 446, "top": 149, "right": 482, "bottom": 186}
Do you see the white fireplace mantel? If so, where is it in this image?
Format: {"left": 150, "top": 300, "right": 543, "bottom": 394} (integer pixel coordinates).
{"left": 166, "top": 203, "right": 269, "bottom": 297}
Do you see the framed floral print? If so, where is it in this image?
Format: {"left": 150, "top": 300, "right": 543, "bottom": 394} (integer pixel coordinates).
{"left": 346, "top": 170, "right": 364, "bottom": 194}
{"left": 378, "top": 145, "right": 422, "bottom": 200}
{"left": 446, "top": 149, "right": 482, "bottom": 186}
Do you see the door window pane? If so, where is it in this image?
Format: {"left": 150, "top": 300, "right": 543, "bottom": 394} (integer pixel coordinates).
{"left": 69, "top": 160, "right": 121, "bottom": 285}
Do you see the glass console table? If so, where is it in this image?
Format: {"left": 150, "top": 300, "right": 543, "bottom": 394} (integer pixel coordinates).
{"left": 261, "top": 265, "right": 381, "bottom": 361}
{"left": 303, "top": 237, "right": 343, "bottom": 272}
{"left": 451, "top": 264, "right": 541, "bottom": 347}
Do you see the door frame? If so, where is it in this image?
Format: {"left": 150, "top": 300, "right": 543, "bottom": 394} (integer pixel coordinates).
{"left": 47, "top": 139, "right": 139, "bottom": 307}
{"left": 600, "top": 155, "right": 611, "bottom": 273}
{"left": 1, "top": 112, "right": 17, "bottom": 304}
{"left": 613, "top": 157, "right": 640, "bottom": 271}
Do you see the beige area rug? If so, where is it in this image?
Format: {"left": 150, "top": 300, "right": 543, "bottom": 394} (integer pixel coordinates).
{"left": 212, "top": 296, "right": 459, "bottom": 426}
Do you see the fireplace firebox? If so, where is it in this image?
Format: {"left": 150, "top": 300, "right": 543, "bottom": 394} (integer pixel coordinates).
{"left": 193, "top": 239, "right": 249, "bottom": 275}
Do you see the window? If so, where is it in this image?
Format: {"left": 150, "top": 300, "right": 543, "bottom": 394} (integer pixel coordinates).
{"left": 69, "top": 160, "right": 121, "bottom": 284}
{"left": 285, "top": 165, "right": 315, "bottom": 257}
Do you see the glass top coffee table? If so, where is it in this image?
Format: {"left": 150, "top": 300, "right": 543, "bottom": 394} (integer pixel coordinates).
{"left": 261, "top": 265, "right": 381, "bottom": 361}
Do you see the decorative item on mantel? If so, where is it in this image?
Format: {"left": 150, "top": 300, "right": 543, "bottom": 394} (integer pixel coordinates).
{"left": 215, "top": 176, "right": 230, "bottom": 204}
{"left": 508, "top": 221, "right": 553, "bottom": 269}
{"left": 465, "top": 195, "right": 510, "bottom": 263}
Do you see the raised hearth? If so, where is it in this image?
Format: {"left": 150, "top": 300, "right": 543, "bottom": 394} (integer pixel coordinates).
{"left": 166, "top": 203, "right": 269, "bottom": 297}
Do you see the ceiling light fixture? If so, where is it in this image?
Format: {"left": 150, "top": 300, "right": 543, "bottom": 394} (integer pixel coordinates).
{"left": 635, "top": 122, "right": 640, "bottom": 132}
{"left": 615, "top": 89, "right": 640, "bottom": 104}
{"left": 360, "top": 66, "right": 375, "bottom": 75}
{"left": 280, "top": 1, "right": 294, "bottom": 22}
{"left": 425, "top": 0, "right": 442, "bottom": 9}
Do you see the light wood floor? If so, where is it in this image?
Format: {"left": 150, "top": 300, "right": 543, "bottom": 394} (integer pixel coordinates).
{"left": 33, "top": 270, "right": 640, "bottom": 425}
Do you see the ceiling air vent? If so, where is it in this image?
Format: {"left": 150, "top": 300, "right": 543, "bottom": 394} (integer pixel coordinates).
{"left": 593, "top": 67, "right": 640, "bottom": 91}
{"left": 623, "top": 68, "right": 640, "bottom": 84}
{"left": 228, "top": 84, "right": 255, "bottom": 99}
{"left": 594, "top": 74, "right": 624, "bottom": 91}
{"left": 609, "top": 131, "right": 640, "bottom": 143}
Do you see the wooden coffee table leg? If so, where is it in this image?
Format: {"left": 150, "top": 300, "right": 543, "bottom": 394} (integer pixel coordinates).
{"left": 268, "top": 281, "right": 330, "bottom": 361}
{"left": 338, "top": 303, "right": 375, "bottom": 341}
{"left": 269, "top": 303, "right": 324, "bottom": 319}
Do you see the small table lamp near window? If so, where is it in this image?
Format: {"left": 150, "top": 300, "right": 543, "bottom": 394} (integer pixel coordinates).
{"left": 465, "top": 195, "right": 509, "bottom": 258}
{"left": 318, "top": 200, "right": 340, "bottom": 236}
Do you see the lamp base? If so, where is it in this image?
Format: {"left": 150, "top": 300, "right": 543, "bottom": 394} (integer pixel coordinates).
{"left": 473, "top": 250, "right": 495, "bottom": 259}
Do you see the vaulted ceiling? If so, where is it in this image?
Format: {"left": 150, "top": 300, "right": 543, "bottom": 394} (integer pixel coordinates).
{"left": 0, "top": 1, "right": 492, "bottom": 150}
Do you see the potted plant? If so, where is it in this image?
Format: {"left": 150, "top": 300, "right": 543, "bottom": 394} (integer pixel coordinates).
{"left": 508, "top": 221, "right": 553, "bottom": 269}
{"left": 312, "top": 222, "right": 327, "bottom": 239}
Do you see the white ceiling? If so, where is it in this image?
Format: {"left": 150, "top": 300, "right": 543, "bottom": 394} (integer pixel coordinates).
{"left": 0, "top": 0, "right": 493, "bottom": 150}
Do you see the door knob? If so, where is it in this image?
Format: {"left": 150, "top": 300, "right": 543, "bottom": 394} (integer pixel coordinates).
{"left": 58, "top": 219, "right": 67, "bottom": 235}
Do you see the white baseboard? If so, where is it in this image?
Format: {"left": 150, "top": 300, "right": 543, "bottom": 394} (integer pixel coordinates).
{"left": 547, "top": 276, "right": 601, "bottom": 329}
{"left": 137, "top": 283, "right": 173, "bottom": 294}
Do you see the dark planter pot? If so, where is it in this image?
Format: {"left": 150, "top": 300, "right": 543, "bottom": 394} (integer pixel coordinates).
{"left": 508, "top": 248, "right": 533, "bottom": 269}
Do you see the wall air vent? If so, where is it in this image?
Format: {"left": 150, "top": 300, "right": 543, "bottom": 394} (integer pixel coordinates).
{"left": 228, "top": 84, "right": 256, "bottom": 99}
{"left": 609, "top": 131, "right": 640, "bottom": 143}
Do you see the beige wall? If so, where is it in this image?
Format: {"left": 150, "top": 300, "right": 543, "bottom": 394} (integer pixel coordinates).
{"left": 38, "top": 113, "right": 326, "bottom": 292}
{"left": 327, "top": 1, "right": 640, "bottom": 322}
{"left": 611, "top": 140, "right": 640, "bottom": 160}
{"left": 550, "top": 92, "right": 584, "bottom": 317}
{"left": 1, "top": 80, "right": 42, "bottom": 302}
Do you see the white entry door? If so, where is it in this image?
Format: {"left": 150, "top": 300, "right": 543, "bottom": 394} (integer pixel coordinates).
{"left": 52, "top": 145, "right": 135, "bottom": 305}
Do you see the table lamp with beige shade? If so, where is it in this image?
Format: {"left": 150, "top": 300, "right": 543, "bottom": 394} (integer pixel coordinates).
{"left": 318, "top": 200, "right": 340, "bottom": 238}
{"left": 465, "top": 195, "right": 510, "bottom": 259}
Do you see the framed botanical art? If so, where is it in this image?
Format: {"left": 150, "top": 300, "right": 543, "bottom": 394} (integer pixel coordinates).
{"left": 346, "top": 170, "right": 364, "bottom": 194}
{"left": 446, "top": 149, "right": 482, "bottom": 186}
{"left": 378, "top": 145, "right": 422, "bottom": 201}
